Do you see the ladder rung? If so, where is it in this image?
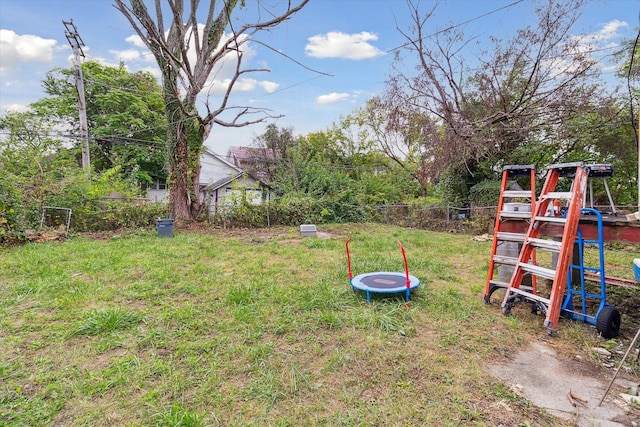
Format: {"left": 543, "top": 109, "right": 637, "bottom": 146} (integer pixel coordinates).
{"left": 496, "top": 232, "right": 526, "bottom": 242}
{"left": 490, "top": 280, "right": 534, "bottom": 293}
{"left": 534, "top": 216, "right": 567, "bottom": 224}
{"left": 541, "top": 192, "right": 573, "bottom": 200}
{"left": 519, "top": 263, "right": 556, "bottom": 280}
{"left": 493, "top": 255, "right": 519, "bottom": 266}
{"left": 507, "top": 288, "right": 549, "bottom": 304}
{"left": 503, "top": 190, "right": 533, "bottom": 198}
{"left": 501, "top": 211, "right": 532, "bottom": 219}
{"left": 489, "top": 280, "right": 510, "bottom": 288}
{"left": 526, "top": 237, "right": 562, "bottom": 251}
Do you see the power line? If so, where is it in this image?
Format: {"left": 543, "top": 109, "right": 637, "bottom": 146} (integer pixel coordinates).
{"left": 259, "top": 4, "right": 626, "bottom": 99}
{"left": 387, "top": 0, "right": 526, "bottom": 54}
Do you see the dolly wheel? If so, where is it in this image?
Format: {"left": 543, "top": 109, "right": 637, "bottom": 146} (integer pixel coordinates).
{"left": 486, "top": 285, "right": 506, "bottom": 305}
{"left": 596, "top": 305, "right": 621, "bottom": 339}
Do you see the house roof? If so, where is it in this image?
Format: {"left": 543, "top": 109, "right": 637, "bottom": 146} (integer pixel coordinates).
{"left": 203, "top": 147, "right": 242, "bottom": 171}
{"left": 227, "top": 146, "right": 277, "bottom": 163}
{"left": 202, "top": 171, "right": 272, "bottom": 192}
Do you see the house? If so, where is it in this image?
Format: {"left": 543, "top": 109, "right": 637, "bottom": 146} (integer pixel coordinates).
{"left": 203, "top": 171, "right": 269, "bottom": 208}
{"left": 146, "top": 148, "right": 270, "bottom": 210}
{"left": 146, "top": 178, "right": 169, "bottom": 203}
{"left": 200, "top": 148, "right": 271, "bottom": 210}
{"left": 226, "top": 146, "right": 277, "bottom": 183}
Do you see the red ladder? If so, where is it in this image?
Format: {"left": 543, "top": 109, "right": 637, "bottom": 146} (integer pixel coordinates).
{"left": 500, "top": 162, "right": 589, "bottom": 336}
{"left": 484, "top": 165, "right": 537, "bottom": 304}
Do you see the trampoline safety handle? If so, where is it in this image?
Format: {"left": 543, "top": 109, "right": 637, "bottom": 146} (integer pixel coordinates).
{"left": 397, "top": 241, "right": 410, "bottom": 288}
{"left": 346, "top": 238, "right": 353, "bottom": 279}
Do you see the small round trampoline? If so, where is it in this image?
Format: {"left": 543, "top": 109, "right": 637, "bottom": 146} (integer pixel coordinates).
{"left": 346, "top": 239, "right": 420, "bottom": 305}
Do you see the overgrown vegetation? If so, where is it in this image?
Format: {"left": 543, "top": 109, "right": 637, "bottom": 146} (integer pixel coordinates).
{"left": 2, "top": 1, "right": 638, "bottom": 238}
{"left": 0, "top": 161, "right": 166, "bottom": 243}
{"left": 0, "top": 224, "right": 637, "bottom": 425}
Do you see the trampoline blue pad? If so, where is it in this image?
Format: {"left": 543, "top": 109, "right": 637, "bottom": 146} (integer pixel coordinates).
{"left": 351, "top": 272, "right": 420, "bottom": 293}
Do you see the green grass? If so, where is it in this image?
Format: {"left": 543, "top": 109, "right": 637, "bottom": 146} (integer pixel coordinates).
{"left": 0, "top": 223, "right": 638, "bottom": 426}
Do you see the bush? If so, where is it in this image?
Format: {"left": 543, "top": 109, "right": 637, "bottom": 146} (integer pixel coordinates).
{"left": 469, "top": 179, "right": 502, "bottom": 207}
{"left": 0, "top": 174, "right": 43, "bottom": 244}
{"left": 70, "top": 203, "right": 168, "bottom": 232}
{"left": 1, "top": 166, "right": 168, "bottom": 244}
{"left": 210, "top": 194, "right": 371, "bottom": 228}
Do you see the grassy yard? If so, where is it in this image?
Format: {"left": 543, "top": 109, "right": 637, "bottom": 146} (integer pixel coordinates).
{"left": 1, "top": 224, "right": 638, "bottom": 426}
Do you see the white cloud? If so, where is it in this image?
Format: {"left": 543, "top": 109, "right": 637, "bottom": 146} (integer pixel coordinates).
{"left": 137, "top": 65, "right": 162, "bottom": 81}
{"left": 118, "top": 26, "right": 270, "bottom": 102}
{"left": 316, "top": 92, "right": 350, "bottom": 104}
{"left": 109, "top": 48, "right": 141, "bottom": 62}
{"left": 141, "top": 52, "right": 157, "bottom": 63}
{"left": 560, "top": 19, "right": 630, "bottom": 76}
{"left": 203, "top": 77, "right": 279, "bottom": 96}
{"left": 125, "top": 34, "right": 147, "bottom": 48}
{"left": 1, "top": 103, "right": 30, "bottom": 113}
{"left": 305, "top": 31, "right": 384, "bottom": 60}
{"left": 593, "top": 19, "right": 628, "bottom": 42}
{"left": 0, "top": 29, "right": 57, "bottom": 75}
{"left": 233, "top": 78, "right": 259, "bottom": 92}
{"left": 120, "top": 26, "right": 256, "bottom": 79}
{"left": 576, "top": 20, "right": 628, "bottom": 52}
{"left": 259, "top": 81, "right": 279, "bottom": 93}
{"left": 83, "top": 55, "right": 119, "bottom": 69}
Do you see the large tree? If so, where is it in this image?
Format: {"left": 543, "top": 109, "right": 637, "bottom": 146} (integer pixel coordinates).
{"left": 115, "top": 0, "right": 309, "bottom": 220}
{"left": 31, "top": 61, "right": 167, "bottom": 186}
{"left": 383, "top": 0, "right": 617, "bottom": 185}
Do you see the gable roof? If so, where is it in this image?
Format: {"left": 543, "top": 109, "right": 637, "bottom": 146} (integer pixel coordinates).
{"left": 202, "top": 171, "right": 272, "bottom": 192}
{"left": 203, "top": 148, "right": 242, "bottom": 171}
{"left": 227, "top": 146, "right": 277, "bottom": 164}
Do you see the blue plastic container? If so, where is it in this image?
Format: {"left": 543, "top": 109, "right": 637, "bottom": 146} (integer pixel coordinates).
{"left": 156, "top": 218, "right": 174, "bottom": 237}
{"left": 634, "top": 259, "right": 640, "bottom": 283}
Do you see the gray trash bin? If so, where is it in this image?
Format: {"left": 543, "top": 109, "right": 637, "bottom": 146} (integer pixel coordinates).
{"left": 156, "top": 218, "right": 174, "bottom": 237}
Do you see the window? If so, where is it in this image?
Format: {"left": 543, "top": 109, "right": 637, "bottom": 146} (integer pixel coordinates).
{"left": 150, "top": 179, "right": 167, "bottom": 190}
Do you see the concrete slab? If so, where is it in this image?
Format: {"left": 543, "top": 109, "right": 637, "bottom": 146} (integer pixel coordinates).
{"left": 489, "top": 343, "right": 638, "bottom": 426}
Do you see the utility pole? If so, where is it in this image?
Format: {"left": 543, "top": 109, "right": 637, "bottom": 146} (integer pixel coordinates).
{"left": 63, "top": 19, "right": 90, "bottom": 172}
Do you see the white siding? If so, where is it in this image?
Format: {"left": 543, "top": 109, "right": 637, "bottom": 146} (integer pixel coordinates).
{"left": 198, "top": 151, "right": 241, "bottom": 185}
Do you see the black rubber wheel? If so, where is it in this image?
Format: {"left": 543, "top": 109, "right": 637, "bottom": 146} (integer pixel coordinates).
{"left": 487, "top": 285, "right": 507, "bottom": 305}
{"left": 532, "top": 301, "right": 547, "bottom": 316}
{"left": 596, "top": 305, "right": 621, "bottom": 339}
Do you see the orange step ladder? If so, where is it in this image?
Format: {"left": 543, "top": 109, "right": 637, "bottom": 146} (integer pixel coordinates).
{"left": 484, "top": 165, "right": 537, "bottom": 304}
{"left": 500, "top": 162, "right": 589, "bottom": 336}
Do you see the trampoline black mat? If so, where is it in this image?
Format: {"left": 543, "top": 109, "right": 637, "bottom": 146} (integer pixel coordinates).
{"left": 359, "top": 274, "right": 406, "bottom": 289}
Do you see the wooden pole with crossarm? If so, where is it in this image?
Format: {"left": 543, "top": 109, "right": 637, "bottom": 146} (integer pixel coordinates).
{"left": 63, "top": 19, "right": 90, "bottom": 173}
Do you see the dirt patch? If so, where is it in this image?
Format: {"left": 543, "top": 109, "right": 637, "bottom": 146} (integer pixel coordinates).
{"left": 25, "top": 229, "right": 68, "bottom": 242}
{"left": 489, "top": 341, "right": 639, "bottom": 426}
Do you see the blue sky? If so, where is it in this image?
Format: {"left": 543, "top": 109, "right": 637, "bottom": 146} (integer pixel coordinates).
{"left": 1, "top": 0, "right": 638, "bottom": 155}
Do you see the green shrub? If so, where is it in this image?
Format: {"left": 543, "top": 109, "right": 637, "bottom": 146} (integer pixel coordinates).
{"left": 469, "top": 180, "right": 502, "bottom": 207}
{"left": 70, "top": 203, "right": 168, "bottom": 232}
{"left": 1, "top": 165, "right": 168, "bottom": 244}
{"left": 0, "top": 173, "right": 43, "bottom": 243}
{"left": 210, "top": 194, "right": 371, "bottom": 228}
